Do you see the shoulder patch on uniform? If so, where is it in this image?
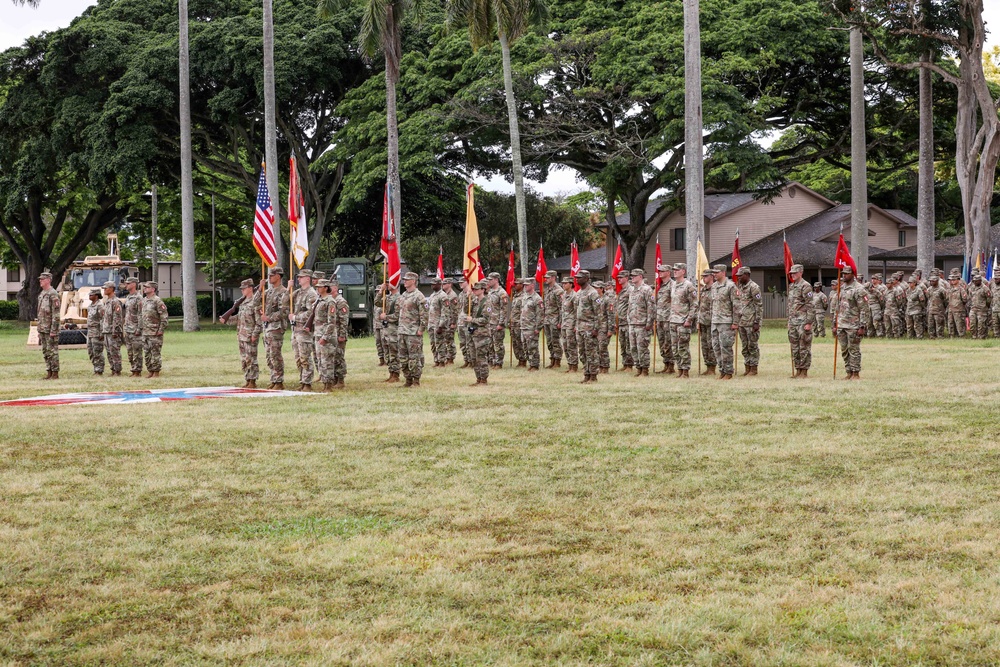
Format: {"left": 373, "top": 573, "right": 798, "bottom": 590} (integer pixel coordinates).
{"left": 754, "top": 293, "right": 761, "bottom": 300}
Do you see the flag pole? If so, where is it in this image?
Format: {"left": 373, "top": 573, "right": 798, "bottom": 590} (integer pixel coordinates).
{"left": 652, "top": 281, "right": 658, "bottom": 373}
{"left": 832, "top": 269, "right": 843, "bottom": 378}
{"left": 696, "top": 285, "right": 702, "bottom": 375}
{"left": 614, "top": 309, "right": 619, "bottom": 370}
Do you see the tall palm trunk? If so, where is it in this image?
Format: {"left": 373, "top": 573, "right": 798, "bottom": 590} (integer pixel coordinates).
{"left": 499, "top": 31, "right": 528, "bottom": 278}
{"left": 179, "top": 0, "right": 199, "bottom": 331}
{"left": 385, "top": 64, "right": 402, "bottom": 238}
{"left": 683, "top": 0, "right": 704, "bottom": 269}
{"left": 916, "top": 51, "right": 934, "bottom": 274}
{"left": 263, "top": 0, "right": 284, "bottom": 270}
{"left": 849, "top": 25, "right": 868, "bottom": 278}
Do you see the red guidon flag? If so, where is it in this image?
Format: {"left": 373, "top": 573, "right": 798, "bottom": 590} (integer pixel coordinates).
{"left": 252, "top": 163, "right": 277, "bottom": 266}
{"left": 506, "top": 244, "right": 516, "bottom": 295}
{"left": 655, "top": 234, "right": 663, "bottom": 290}
{"left": 834, "top": 231, "right": 857, "bottom": 275}
{"left": 570, "top": 241, "right": 581, "bottom": 291}
{"left": 535, "top": 244, "right": 547, "bottom": 294}
{"left": 611, "top": 240, "right": 624, "bottom": 293}
{"left": 380, "top": 182, "right": 401, "bottom": 288}
{"left": 436, "top": 246, "right": 445, "bottom": 281}
{"left": 783, "top": 231, "right": 794, "bottom": 281}
{"left": 731, "top": 228, "right": 742, "bottom": 272}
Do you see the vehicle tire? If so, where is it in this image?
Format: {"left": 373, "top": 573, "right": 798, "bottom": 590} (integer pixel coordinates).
{"left": 59, "top": 329, "right": 88, "bottom": 345}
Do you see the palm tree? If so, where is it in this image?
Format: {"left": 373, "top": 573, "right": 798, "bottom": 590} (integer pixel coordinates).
{"left": 11, "top": 0, "right": 40, "bottom": 5}
{"left": 179, "top": 0, "right": 199, "bottom": 331}
{"left": 320, "top": 0, "right": 425, "bottom": 243}
{"left": 446, "top": 0, "right": 548, "bottom": 278}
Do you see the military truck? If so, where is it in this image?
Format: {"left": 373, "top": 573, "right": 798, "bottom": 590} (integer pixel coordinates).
{"left": 313, "top": 257, "right": 375, "bottom": 334}
{"left": 27, "top": 234, "right": 140, "bottom": 348}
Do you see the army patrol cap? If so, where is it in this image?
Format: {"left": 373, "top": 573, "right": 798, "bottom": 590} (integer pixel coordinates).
{"left": 487, "top": 272, "right": 501, "bottom": 280}
{"left": 268, "top": 266, "right": 284, "bottom": 276}
{"left": 88, "top": 290, "right": 100, "bottom": 299}
{"left": 144, "top": 281, "right": 158, "bottom": 289}
{"left": 841, "top": 266, "right": 854, "bottom": 276}
{"left": 672, "top": 263, "right": 687, "bottom": 271}
{"left": 474, "top": 280, "right": 488, "bottom": 289}
{"left": 907, "top": 275, "right": 917, "bottom": 283}
{"left": 656, "top": 264, "right": 671, "bottom": 273}
{"left": 712, "top": 264, "right": 727, "bottom": 274}
{"left": 102, "top": 281, "right": 116, "bottom": 290}
{"left": 578, "top": 270, "right": 591, "bottom": 279}
{"left": 813, "top": 282, "right": 822, "bottom": 288}
{"left": 443, "top": 278, "right": 454, "bottom": 285}
{"left": 593, "top": 280, "right": 604, "bottom": 288}
{"left": 297, "top": 269, "right": 313, "bottom": 278}
{"left": 629, "top": 268, "right": 645, "bottom": 277}
{"left": 430, "top": 277, "right": 442, "bottom": 285}
{"left": 124, "top": 277, "right": 139, "bottom": 284}
{"left": 403, "top": 271, "right": 419, "bottom": 281}
{"left": 789, "top": 264, "right": 804, "bottom": 274}
{"left": 38, "top": 272, "right": 53, "bottom": 280}
{"left": 831, "top": 279, "right": 839, "bottom": 287}
{"left": 561, "top": 276, "right": 573, "bottom": 284}
{"left": 312, "top": 271, "right": 326, "bottom": 280}
{"left": 871, "top": 273, "right": 883, "bottom": 280}
{"left": 240, "top": 278, "right": 255, "bottom": 289}
{"left": 735, "top": 266, "right": 751, "bottom": 276}
{"left": 315, "top": 279, "right": 331, "bottom": 288}
{"left": 545, "top": 270, "right": 558, "bottom": 278}
{"left": 701, "top": 269, "right": 713, "bottom": 277}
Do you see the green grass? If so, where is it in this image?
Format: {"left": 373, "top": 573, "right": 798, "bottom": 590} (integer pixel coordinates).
{"left": 2, "top": 321, "right": 1000, "bottom": 665}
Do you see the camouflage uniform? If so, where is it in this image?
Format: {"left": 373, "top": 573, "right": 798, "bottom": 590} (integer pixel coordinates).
{"left": 510, "top": 286, "right": 526, "bottom": 364}
{"left": 140, "top": 287, "right": 169, "bottom": 373}
{"left": 834, "top": 273, "right": 872, "bottom": 377}
{"left": 123, "top": 288, "right": 144, "bottom": 374}
{"left": 734, "top": 269, "right": 762, "bottom": 371}
{"left": 561, "top": 284, "right": 579, "bottom": 368}
{"left": 437, "top": 285, "right": 460, "bottom": 364}
{"left": 710, "top": 269, "right": 739, "bottom": 377}
{"left": 229, "top": 287, "right": 262, "bottom": 383}
{"left": 575, "top": 273, "right": 606, "bottom": 380}
{"left": 787, "top": 272, "right": 814, "bottom": 372}
{"left": 616, "top": 283, "right": 634, "bottom": 368}
{"left": 331, "top": 290, "right": 350, "bottom": 383}
{"left": 812, "top": 286, "right": 830, "bottom": 337}
{"left": 669, "top": 271, "right": 698, "bottom": 372}
{"left": 87, "top": 297, "right": 105, "bottom": 374}
{"left": 374, "top": 284, "right": 387, "bottom": 364}
{"left": 263, "top": 280, "right": 290, "bottom": 384}
{"left": 904, "top": 280, "right": 927, "bottom": 339}
{"left": 102, "top": 291, "right": 124, "bottom": 374}
{"left": 967, "top": 278, "right": 991, "bottom": 339}
{"left": 543, "top": 275, "right": 563, "bottom": 364}
{"left": 598, "top": 284, "right": 614, "bottom": 371}
{"left": 427, "top": 285, "right": 443, "bottom": 364}
{"left": 383, "top": 290, "right": 401, "bottom": 375}
{"left": 457, "top": 287, "right": 474, "bottom": 366}
{"left": 698, "top": 276, "right": 716, "bottom": 370}
{"left": 655, "top": 277, "right": 674, "bottom": 371}
{"left": 36, "top": 282, "right": 61, "bottom": 375}
{"left": 627, "top": 273, "right": 655, "bottom": 371}
{"left": 925, "top": 281, "right": 948, "bottom": 339}
{"left": 291, "top": 284, "right": 318, "bottom": 385}
{"left": 397, "top": 282, "right": 429, "bottom": 382}
{"left": 884, "top": 281, "right": 905, "bottom": 338}
{"left": 991, "top": 278, "right": 1000, "bottom": 338}
{"left": 865, "top": 280, "right": 887, "bottom": 337}
{"left": 519, "top": 283, "right": 543, "bottom": 369}
{"left": 946, "top": 277, "right": 968, "bottom": 337}
{"left": 467, "top": 289, "right": 491, "bottom": 383}
{"left": 485, "top": 281, "right": 508, "bottom": 366}
{"left": 313, "top": 290, "right": 338, "bottom": 385}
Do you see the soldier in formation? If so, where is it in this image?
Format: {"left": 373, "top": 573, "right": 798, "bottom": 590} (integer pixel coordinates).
{"left": 655, "top": 265, "right": 674, "bottom": 374}
{"left": 140, "top": 281, "right": 168, "bottom": 378}
{"left": 615, "top": 272, "right": 634, "bottom": 370}
{"left": 434, "top": 279, "right": 460, "bottom": 366}
{"left": 710, "top": 264, "right": 739, "bottom": 380}
{"left": 290, "top": 269, "right": 318, "bottom": 390}
{"left": 786, "top": 264, "right": 814, "bottom": 378}
{"left": 904, "top": 275, "right": 927, "bottom": 339}
{"left": 627, "top": 268, "right": 655, "bottom": 376}
{"left": 884, "top": 275, "right": 905, "bottom": 338}
{"left": 373, "top": 282, "right": 387, "bottom": 366}
{"left": 668, "top": 263, "right": 698, "bottom": 378}
{"left": 102, "top": 281, "right": 124, "bottom": 376}
{"left": 379, "top": 281, "right": 401, "bottom": 383}
{"left": 866, "top": 274, "right": 887, "bottom": 337}
{"left": 596, "top": 281, "right": 613, "bottom": 373}
{"left": 574, "top": 270, "right": 606, "bottom": 383}
{"left": 427, "top": 278, "right": 443, "bottom": 366}
{"left": 543, "top": 270, "right": 562, "bottom": 368}
{"left": 734, "top": 266, "right": 762, "bottom": 376}
{"left": 510, "top": 280, "right": 526, "bottom": 367}
{"left": 226, "top": 279, "right": 262, "bottom": 388}
{"left": 485, "top": 272, "right": 508, "bottom": 368}
{"left": 457, "top": 277, "right": 474, "bottom": 368}
{"left": 698, "top": 270, "right": 716, "bottom": 375}
{"left": 327, "top": 277, "right": 350, "bottom": 388}
{"left": 812, "top": 283, "right": 829, "bottom": 337}
{"left": 519, "top": 277, "right": 543, "bottom": 371}
{"left": 313, "top": 279, "right": 341, "bottom": 391}
{"left": 123, "top": 277, "right": 144, "bottom": 376}
{"left": 560, "top": 277, "right": 579, "bottom": 372}
{"left": 967, "top": 272, "right": 991, "bottom": 339}
{"left": 464, "top": 280, "right": 492, "bottom": 385}
{"left": 833, "top": 266, "right": 871, "bottom": 379}
{"left": 86, "top": 291, "right": 104, "bottom": 375}
{"left": 261, "top": 267, "right": 289, "bottom": 389}
{"left": 925, "top": 275, "right": 948, "bottom": 339}
{"left": 397, "top": 271, "right": 429, "bottom": 387}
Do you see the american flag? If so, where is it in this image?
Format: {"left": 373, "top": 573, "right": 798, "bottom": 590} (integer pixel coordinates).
{"left": 253, "top": 164, "right": 278, "bottom": 266}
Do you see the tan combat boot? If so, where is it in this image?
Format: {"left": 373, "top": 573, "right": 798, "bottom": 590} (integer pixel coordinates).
{"left": 411, "top": 378, "right": 420, "bottom": 387}
{"left": 404, "top": 377, "right": 413, "bottom": 387}
{"left": 748, "top": 366, "right": 757, "bottom": 376}
{"left": 702, "top": 365, "right": 716, "bottom": 376}
{"left": 273, "top": 382, "right": 284, "bottom": 390}
{"left": 385, "top": 372, "right": 400, "bottom": 383}
{"left": 246, "top": 380, "right": 257, "bottom": 389}
{"left": 334, "top": 379, "right": 345, "bottom": 389}
{"left": 299, "top": 384, "right": 312, "bottom": 392}
{"left": 798, "top": 370, "right": 807, "bottom": 379}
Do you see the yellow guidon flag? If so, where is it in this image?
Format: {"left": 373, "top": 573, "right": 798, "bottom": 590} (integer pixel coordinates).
{"left": 463, "top": 183, "right": 485, "bottom": 283}
{"left": 695, "top": 237, "right": 710, "bottom": 279}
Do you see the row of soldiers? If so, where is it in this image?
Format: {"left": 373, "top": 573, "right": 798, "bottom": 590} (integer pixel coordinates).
{"left": 36, "top": 273, "right": 169, "bottom": 380}
{"left": 812, "top": 268, "right": 1000, "bottom": 340}
{"left": 220, "top": 267, "right": 350, "bottom": 392}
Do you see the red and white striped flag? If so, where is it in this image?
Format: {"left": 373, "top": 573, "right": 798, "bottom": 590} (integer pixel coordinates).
{"left": 436, "top": 246, "right": 445, "bottom": 281}
{"left": 570, "top": 240, "right": 580, "bottom": 291}
{"left": 253, "top": 164, "right": 277, "bottom": 267}
{"left": 288, "top": 156, "right": 309, "bottom": 269}
{"left": 380, "top": 182, "right": 401, "bottom": 288}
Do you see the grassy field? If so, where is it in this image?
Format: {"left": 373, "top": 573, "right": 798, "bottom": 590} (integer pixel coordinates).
{"left": 2, "top": 321, "right": 1000, "bottom": 665}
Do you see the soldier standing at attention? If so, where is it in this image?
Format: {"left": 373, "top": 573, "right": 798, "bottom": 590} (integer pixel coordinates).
{"left": 884, "top": 276, "right": 905, "bottom": 338}
{"left": 833, "top": 266, "right": 871, "bottom": 380}
{"left": 457, "top": 277, "right": 474, "bottom": 367}
{"left": 967, "top": 271, "right": 991, "bottom": 339}
{"left": 519, "top": 278, "right": 543, "bottom": 371}
{"left": 122, "top": 277, "right": 144, "bottom": 377}
{"left": 140, "top": 281, "right": 168, "bottom": 378}
{"left": 260, "top": 267, "right": 289, "bottom": 389}
{"left": 904, "top": 275, "right": 927, "bottom": 339}
{"left": 867, "top": 274, "right": 887, "bottom": 337}
{"left": 438, "top": 279, "right": 460, "bottom": 365}
{"left": 508, "top": 280, "right": 525, "bottom": 367}
{"left": 485, "top": 272, "right": 508, "bottom": 368}
{"left": 698, "top": 270, "right": 717, "bottom": 375}
{"left": 812, "top": 283, "right": 830, "bottom": 337}
{"left": 786, "top": 264, "right": 814, "bottom": 378}
{"left": 734, "top": 266, "right": 762, "bottom": 376}
{"left": 427, "top": 278, "right": 443, "bottom": 366}
{"left": 560, "top": 277, "right": 579, "bottom": 373}
{"left": 667, "top": 263, "right": 698, "bottom": 378}
{"left": 946, "top": 269, "right": 968, "bottom": 337}
{"left": 36, "top": 272, "right": 61, "bottom": 379}
{"left": 373, "top": 282, "right": 387, "bottom": 366}
{"left": 397, "top": 271, "right": 429, "bottom": 387}
{"left": 101, "top": 281, "right": 124, "bottom": 376}
{"left": 87, "top": 291, "right": 105, "bottom": 375}
{"left": 627, "top": 268, "right": 655, "bottom": 377}
{"left": 290, "top": 269, "right": 317, "bottom": 390}
{"left": 224, "top": 279, "right": 262, "bottom": 389}
{"left": 615, "top": 272, "right": 634, "bottom": 370}
{"left": 379, "top": 281, "right": 401, "bottom": 382}
{"left": 543, "top": 270, "right": 563, "bottom": 368}
{"left": 464, "top": 280, "right": 491, "bottom": 385}
{"left": 328, "top": 277, "right": 350, "bottom": 389}
{"left": 595, "top": 281, "right": 614, "bottom": 373}
{"left": 925, "top": 275, "right": 948, "bottom": 339}
{"left": 710, "top": 264, "right": 739, "bottom": 380}
{"left": 991, "top": 273, "right": 1000, "bottom": 338}
{"left": 312, "top": 279, "right": 339, "bottom": 392}
{"left": 575, "top": 270, "right": 606, "bottom": 383}
{"left": 655, "top": 264, "right": 674, "bottom": 374}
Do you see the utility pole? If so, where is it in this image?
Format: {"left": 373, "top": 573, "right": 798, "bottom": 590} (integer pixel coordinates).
{"left": 683, "top": 0, "right": 704, "bottom": 270}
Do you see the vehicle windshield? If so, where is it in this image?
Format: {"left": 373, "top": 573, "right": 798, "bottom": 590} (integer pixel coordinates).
{"left": 71, "top": 269, "right": 118, "bottom": 290}
{"left": 334, "top": 263, "right": 365, "bottom": 286}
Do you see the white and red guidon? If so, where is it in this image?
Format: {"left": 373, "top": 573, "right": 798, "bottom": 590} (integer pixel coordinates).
{"left": 0, "top": 386, "right": 308, "bottom": 407}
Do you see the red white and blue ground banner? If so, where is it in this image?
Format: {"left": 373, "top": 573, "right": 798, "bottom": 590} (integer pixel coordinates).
{"left": 0, "top": 386, "right": 308, "bottom": 407}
